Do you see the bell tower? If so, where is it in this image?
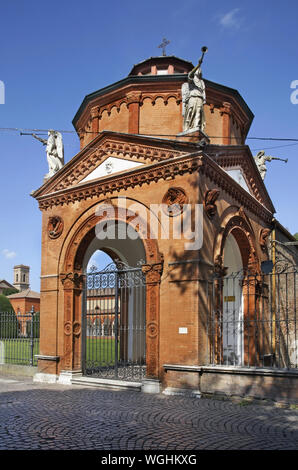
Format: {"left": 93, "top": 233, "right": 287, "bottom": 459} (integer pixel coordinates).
{"left": 13, "top": 265, "right": 30, "bottom": 292}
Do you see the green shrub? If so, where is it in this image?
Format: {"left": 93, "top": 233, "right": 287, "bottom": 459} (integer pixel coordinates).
{"left": 0, "top": 309, "right": 19, "bottom": 339}
{"left": 0, "top": 294, "right": 14, "bottom": 312}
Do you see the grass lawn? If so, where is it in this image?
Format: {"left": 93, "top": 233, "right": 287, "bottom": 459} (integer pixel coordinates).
{"left": 0, "top": 338, "right": 39, "bottom": 366}
{"left": 85, "top": 337, "right": 119, "bottom": 366}
{"left": 0, "top": 337, "right": 118, "bottom": 367}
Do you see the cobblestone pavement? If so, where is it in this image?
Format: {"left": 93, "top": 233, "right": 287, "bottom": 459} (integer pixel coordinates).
{"left": 0, "top": 375, "right": 297, "bottom": 452}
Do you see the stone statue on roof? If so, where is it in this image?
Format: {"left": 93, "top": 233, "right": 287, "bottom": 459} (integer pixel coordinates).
{"left": 32, "top": 130, "right": 64, "bottom": 179}
{"left": 182, "top": 64, "right": 206, "bottom": 132}
{"left": 182, "top": 48, "right": 208, "bottom": 133}
{"left": 254, "top": 150, "right": 288, "bottom": 180}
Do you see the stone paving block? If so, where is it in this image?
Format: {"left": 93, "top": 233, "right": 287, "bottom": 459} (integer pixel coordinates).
{"left": 0, "top": 376, "right": 297, "bottom": 451}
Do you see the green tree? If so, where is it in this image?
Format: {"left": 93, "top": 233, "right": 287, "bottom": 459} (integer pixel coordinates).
{"left": 2, "top": 288, "right": 19, "bottom": 296}
{"left": 294, "top": 233, "right": 298, "bottom": 240}
{"left": 0, "top": 295, "right": 18, "bottom": 338}
{"left": 0, "top": 294, "right": 14, "bottom": 312}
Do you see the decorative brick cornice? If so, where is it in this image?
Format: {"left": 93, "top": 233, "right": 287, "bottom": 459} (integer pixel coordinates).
{"left": 220, "top": 101, "right": 232, "bottom": 116}
{"left": 205, "top": 144, "right": 275, "bottom": 214}
{"left": 90, "top": 106, "right": 100, "bottom": 119}
{"left": 126, "top": 91, "right": 142, "bottom": 105}
{"left": 34, "top": 149, "right": 274, "bottom": 224}
{"left": 35, "top": 153, "right": 203, "bottom": 210}
{"left": 31, "top": 133, "right": 188, "bottom": 198}
{"left": 199, "top": 156, "right": 273, "bottom": 223}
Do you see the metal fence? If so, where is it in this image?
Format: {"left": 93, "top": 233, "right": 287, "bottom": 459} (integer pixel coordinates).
{"left": 0, "top": 307, "right": 40, "bottom": 366}
{"left": 206, "top": 264, "right": 297, "bottom": 369}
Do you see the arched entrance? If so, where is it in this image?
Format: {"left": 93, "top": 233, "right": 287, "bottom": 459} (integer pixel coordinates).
{"left": 59, "top": 203, "right": 163, "bottom": 383}
{"left": 222, "top": 232, "right": 244, "bottom": 365}
{"left": 210, "top": 209, "right": 260, "bottom": 367}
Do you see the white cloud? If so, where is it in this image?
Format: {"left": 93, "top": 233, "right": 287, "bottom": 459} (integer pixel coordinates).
{"left": 219, "top": 8, "right": 242, "bottom": 29}
{"left": 2, "top": 249, "right": 17, "bottom": 259}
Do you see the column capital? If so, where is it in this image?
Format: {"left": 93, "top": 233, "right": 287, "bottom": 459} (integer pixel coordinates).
{"left": 60, "top": 272, "right": 85, "bottom": 289}
{"left": 126, "top": 91, "right": 141, "bottom": 105}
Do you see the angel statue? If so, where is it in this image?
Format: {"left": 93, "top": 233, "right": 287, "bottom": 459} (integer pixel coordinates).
{"left": 32, "top": 130, "right": 64, "bottom": 179}
{"left": 254, "top": 150, "right": 288, "bottom": 180}
{"left": 182, "top": 62, "right": 206, "bottom": 133}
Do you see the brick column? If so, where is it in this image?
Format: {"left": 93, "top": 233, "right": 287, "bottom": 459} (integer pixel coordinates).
{"left": 142, "top": 261, "right": 163, "bottom": 379}
{"left": 78, "top": 129, "right": 85, "bottom": 150}
{"left": 60, "top": 272, "right": 85, "bottom": 371}
{"left": 220, "top": 102, "right": 232, "bottom": 145}
{"left": 127, "top": 91, "right": 141, "bottom": 134}
{"left": 91, "top": 106, "right": 99, "bottom": 139}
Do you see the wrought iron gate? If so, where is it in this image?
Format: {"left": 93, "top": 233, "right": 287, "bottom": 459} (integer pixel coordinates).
{"left": 206, "top": 263, "right": 298, "bottom": 369}
{"left": 82, "top": 262, "right": 146, "bottom": 381}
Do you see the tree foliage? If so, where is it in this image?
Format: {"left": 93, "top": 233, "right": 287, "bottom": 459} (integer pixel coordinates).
{"left": 0, "top": 294, "right": 14, "bottom": 312}
{"left": 0, "top": 296, "right": 18, "bottom": 338}
{"left": 2, "top": 288, "right": 19, "bottom": 296}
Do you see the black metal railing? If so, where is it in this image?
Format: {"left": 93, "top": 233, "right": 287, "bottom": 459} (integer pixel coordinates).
{"left": 0, "top": 306, "right": 40, "bottom": 366}
{"left": 206, "top": 264, "right": 297, "bottom": 369}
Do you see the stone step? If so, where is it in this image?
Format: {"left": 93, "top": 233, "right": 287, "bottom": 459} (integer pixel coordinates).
{"left": 71, "top": 376, "right": 143, "bottom": 391}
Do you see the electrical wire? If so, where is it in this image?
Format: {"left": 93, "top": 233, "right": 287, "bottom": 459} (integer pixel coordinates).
{"left": 0, "top": 126, "right": 298, "bottom": 141}
{"left": 0, "top": 127, "right": 298, "bottom": 152}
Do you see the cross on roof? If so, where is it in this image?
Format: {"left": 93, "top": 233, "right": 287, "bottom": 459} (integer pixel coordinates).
{"left": 158, "top": 37, "right": 170, "bottom": 56}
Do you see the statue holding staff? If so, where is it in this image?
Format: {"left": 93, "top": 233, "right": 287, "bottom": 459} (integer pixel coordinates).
{"left": 182, "top": 46, "right": 208, "bottom": 132}
{"left": 31, "top": 130, "right": 64, "bottom": 179}
{"left": 254, "top": 150, "right": 288, "bottom": 180}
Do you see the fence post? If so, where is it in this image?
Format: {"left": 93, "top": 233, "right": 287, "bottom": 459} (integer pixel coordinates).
{"left": 30, "top": 305, "right": 35, "bottom": 366}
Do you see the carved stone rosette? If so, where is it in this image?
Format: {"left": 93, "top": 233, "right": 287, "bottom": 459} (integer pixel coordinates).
{"left": 162, "top": 187, "right": 188, "bottom": 217}
{"left": 48, "top": 216, "right": 64, "bottom": 239}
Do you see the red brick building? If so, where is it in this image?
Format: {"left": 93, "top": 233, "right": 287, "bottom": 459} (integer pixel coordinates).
{"left": 31, "top": 55, "right": 297, "bottom": 400}
{"left": 7, "top": 289, "right": 40, "bottom": 316}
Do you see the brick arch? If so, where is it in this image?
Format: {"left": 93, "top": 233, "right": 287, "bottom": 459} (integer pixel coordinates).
{"left": 214, "top": 209, "right": 259, "bottom": 274}
{"left": 58, "top": 200, "right": 163, "bottom": 378}
{"left": 62, "top": 206, "right": 162, "bottom": 273}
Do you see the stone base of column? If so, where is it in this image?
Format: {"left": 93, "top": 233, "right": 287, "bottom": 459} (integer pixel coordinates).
{"left": 142, "top": 378, "right": 161, "bottom": 394}
{"left": 57, "top": 370, "right": 83, "bottom": 385}
{"left": 33, "top": 372, "right": 59, "bottom": 384}
{"left": 163, "top": 387, "right": 201, "bottom": 398}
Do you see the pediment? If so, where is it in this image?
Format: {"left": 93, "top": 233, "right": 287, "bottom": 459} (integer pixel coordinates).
{"left": 206, "top": 145, "right": 275, "bottom": 213}
{"left": 31, "top": 132, "right": 187, "bottom": 198}
{"left": 225, "top": 168, "right": 251, "bottom": 193}
{"left": 80, "top": 156, "right": 144, "bottom": 183}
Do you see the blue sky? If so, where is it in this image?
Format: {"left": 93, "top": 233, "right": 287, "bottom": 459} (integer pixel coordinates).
{"left": 0, "top": 0, "right": 297, "bottom": 291}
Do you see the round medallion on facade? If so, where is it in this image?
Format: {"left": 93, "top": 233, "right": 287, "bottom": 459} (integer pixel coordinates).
{"left": 147, "top": 321, "right": 158, "bottom": 339}
{"left": 162, "top": 187, "right": 188, "bottom": 216}
{"left": 64, "top": 321, "right": 72, "bottom": 336}
{"left": 48, "top": 216, "right": 64, "bottom": 239}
